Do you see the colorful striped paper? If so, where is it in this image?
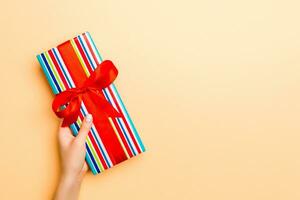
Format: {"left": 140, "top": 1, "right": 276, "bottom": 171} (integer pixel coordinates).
{"left": 37, "top": 32, "right": 145, "bottom": 174}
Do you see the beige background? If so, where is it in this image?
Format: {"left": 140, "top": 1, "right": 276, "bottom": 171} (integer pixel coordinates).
{"left": 0, "top": 0, "right": 300, "bottom": 199}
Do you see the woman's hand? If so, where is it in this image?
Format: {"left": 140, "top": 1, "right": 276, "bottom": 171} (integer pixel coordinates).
{"left": 54, "top": 114, "right": 93, "bottom": 200}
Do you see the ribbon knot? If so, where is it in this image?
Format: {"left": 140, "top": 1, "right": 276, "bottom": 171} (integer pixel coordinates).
{"left": 52, "top": 60, "right": 120, "bottom": 127}
{"left": 78, "top": 87, "right": 88, "bottom": 94}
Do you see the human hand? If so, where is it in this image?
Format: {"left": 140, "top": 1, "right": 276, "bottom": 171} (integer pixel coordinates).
{"left": 54, "top": 114, "right": 93, "bottom": 200}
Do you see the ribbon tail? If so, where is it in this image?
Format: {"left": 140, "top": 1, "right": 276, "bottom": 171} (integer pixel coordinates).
{"left": 88, "top": 91, "right": 121, "bottom": 119}
{"left": 52, "top": 90, "right": 83, "bottom": 127}
{"left": 61, "top": 103, "right": 81, "bottom": 127}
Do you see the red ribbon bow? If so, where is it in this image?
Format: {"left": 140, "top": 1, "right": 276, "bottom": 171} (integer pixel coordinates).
{"left": 52, "top": 60, "right": 120, "bottom": 127}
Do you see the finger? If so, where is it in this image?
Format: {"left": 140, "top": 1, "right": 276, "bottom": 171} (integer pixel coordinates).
{"left": 58, "top": 124, "right": 74, "bottom": 145}
{"left": 76, "top": 114, "right": 93, "bottom": 144}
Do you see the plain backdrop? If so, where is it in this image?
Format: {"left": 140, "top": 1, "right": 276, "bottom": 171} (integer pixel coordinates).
{"left": 0, "top": 0, "right": 300, "bottom": 199}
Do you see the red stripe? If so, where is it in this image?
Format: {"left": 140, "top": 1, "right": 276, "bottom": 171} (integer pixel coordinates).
{"left": 75, "top": 35, "right": 135, "bottom": 159}
{"left": 73, "top": 37, "right": 94, "bottom": 73}
{"left": 57, "top": 40, "right": 128, "bottom": 165}
{"left": 51, "top": 44, "right": 109, "bottom": 169}
{"left": 57, "top": 41, "right": 86, "bottom": 86}
{"left": 107, "top": 86, "right": 142, "bottom": 153}
{"left": 48, "top": 50, "right": 69, "bottom": 90}
{"left": 83, "top": 33, "right": 141, "bottom": 154}
{"left": 49, "top": 48, "right": 109, "bottom": 169}
{"left": 73, "top": 38, "right": 110, "bottom": 168}
{"left": 78, "top": 110, "right": 108, "bottom": 169}
{"left": 83, "top": 33, "right": 99, "bottom": 65}
{"left": 74, "top": 35, "right": 134, "bottom": 161}
{"left": 74, "top": 34, "right": 132, "bottom": 161}
{"left": 111, "top": 117, "right": 134, "bottom": 157}
{"left": 84, "top": 97, "right": 127, "bottom": 164}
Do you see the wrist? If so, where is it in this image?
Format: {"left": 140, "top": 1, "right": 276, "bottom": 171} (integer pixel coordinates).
{"left": 55, "top": 173, "right": 83, "bottom": 200}
{"left": 60, "top": 172, "right": 83, "bottom": 188}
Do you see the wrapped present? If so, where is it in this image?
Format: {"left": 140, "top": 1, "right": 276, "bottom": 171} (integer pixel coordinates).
{"left": 37, "top": 32, "right": 145, "bottom": 175}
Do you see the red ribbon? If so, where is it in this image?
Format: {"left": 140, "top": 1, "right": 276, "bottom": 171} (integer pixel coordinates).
{"left": 52, "top": 60, "right": 120, "bottom": 127}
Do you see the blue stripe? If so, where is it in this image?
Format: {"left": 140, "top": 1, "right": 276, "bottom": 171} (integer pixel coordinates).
{"left": 70, "top": 124, "right": 97, "bottom": 174}
{"left": 86, "top": 144, "right": 100, "bottom": 173}
{"left": 52, "top": 48, "right": 73, "bottom": 88}
{"left": 85, "top": 32, "right": 145, "bottom": 153}
{"left": 80, "top": 108, "right": 111, "bottom": 168}
{"left": 90, "top": 128, "right": 111, "bottom": 168}
{"left": 70, "top": 124, "right": 79, "bottom": 136}
{"left": 73, "top": 39, "right": 113, "bottom": 167}
{"left": 78, "top": 35, "right": 95, "bottom": 69}
{"left": 38, "top": 50, "right": 100, "bottom": 174}
{"left": 85, "top": 152, "right": 97, "bottom": 174}
{"left": 74, "top": 122, "right": 100, "bottom": 173}
{"left": 40, "top": 53, "right": 62, "bottom": 93}
{"left": 102, "top": 89, "right": 112, "bottom": 105}
{"left": 103, "top": 89, "right": 136, "bottom": 155}
{"left": 51, "top": 48, "right": 99, "bottom": 173}
{"left": 116, "top": 118, "right": 136, "bottom": 155}
{"left": 111, "top": 84, "right": 146, "bottom": 152}
{"left": 37, "top": 54, "right": 59, "bottom": 94}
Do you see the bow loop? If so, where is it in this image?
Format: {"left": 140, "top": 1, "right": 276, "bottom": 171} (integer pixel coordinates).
{"left": 85, "top": 60, "right": 118, "bottom": 88}
{"left": 52, "top": 60, "right": 119, "bottom": 127}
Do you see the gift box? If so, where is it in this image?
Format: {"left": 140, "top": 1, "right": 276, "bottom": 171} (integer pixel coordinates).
{"left": 37, "top": 32, "right": 145, "bottom": 175}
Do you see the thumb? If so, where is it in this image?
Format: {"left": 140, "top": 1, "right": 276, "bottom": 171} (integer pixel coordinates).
{"left": 76, "top": 114, "right": 93, "bottom": 143}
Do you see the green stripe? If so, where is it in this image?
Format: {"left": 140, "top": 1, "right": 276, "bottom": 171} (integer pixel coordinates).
{"left": 44, "top": 52, "right": 65, "bottom": 90}
{"left": 86, "top": 137, "right": 104, "bottom": 172}
{"left": 86, "top": 32, "right": 145, "bottom": 152}
{"left": 77, "top": 119, "right": 104, "bottom": 172}
{"left": 70, "top": 39, "right": 90, "bottom": 76}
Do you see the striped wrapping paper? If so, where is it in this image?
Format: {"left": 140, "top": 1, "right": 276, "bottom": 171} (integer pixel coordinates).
{"left": 37, "top": 32, "right": 145, "bottom": 174}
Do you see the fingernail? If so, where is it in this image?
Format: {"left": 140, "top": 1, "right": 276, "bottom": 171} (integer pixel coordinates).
{"left": 86, "top": 114, "right": 93, "bottom": 123}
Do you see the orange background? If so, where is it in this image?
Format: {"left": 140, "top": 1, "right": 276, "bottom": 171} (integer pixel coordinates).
{"left": 0, "top": 0, "right": 300, "bottom": 199}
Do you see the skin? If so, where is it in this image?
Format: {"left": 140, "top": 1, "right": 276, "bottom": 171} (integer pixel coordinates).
{"left": 54, "top": 114, "right": 93, "bottom": 200}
